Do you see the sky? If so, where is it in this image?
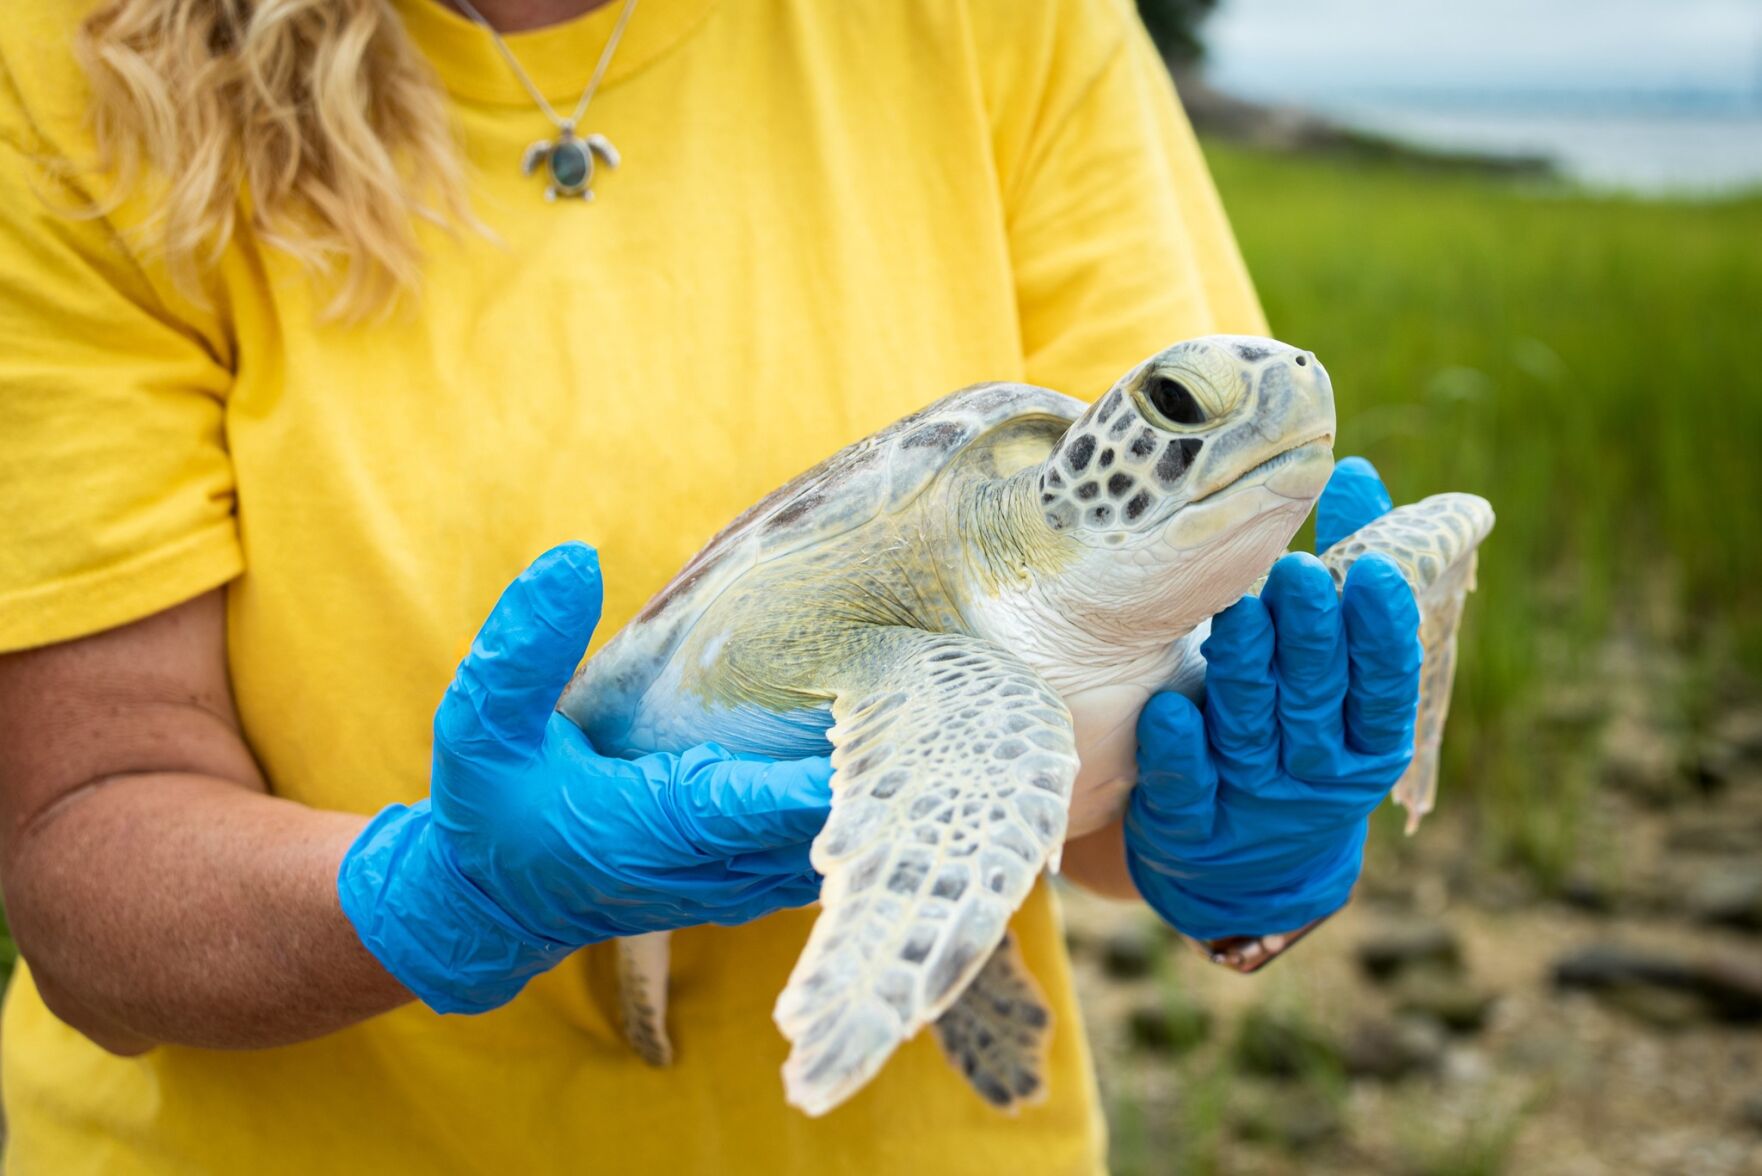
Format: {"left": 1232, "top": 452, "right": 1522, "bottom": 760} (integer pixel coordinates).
{"left": 1204, "top": 0, "right": 1762, "bottom": 104}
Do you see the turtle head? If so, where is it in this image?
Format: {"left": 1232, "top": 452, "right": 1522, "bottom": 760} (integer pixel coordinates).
{"left": 1038, "top": 335, "right": 1335, "bottom": 616}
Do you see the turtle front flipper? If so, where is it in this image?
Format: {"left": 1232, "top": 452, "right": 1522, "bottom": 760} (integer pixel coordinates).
{"left": 1319, "top": 492, "right": 1495, "bottom": 832}
{"left": 773, "top": 629, "right": 1079, "bottom": 1117}
{"left": 931, "top": 932, "right": 1052, "bottom": 1112}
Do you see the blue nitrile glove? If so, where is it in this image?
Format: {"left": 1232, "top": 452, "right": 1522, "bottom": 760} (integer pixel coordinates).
{"left": 1315, "top": 455, "right": 1394, "bottom": 554}
{"left": 338, "top": 543, "right": 833, "bottom": 1014}
{"left": 1124, "top": 459, "right": 1419, "bottom": 942}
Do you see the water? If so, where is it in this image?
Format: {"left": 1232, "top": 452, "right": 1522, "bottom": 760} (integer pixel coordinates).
{"left": 1199, "top": 0, "right": 1762, "bottom": 196}
{"left": 1312, "top": 101, "right": 1762, "bottom": 196}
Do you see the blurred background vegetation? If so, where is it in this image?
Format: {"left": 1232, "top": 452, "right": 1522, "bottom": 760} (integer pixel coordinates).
{"left": 1136, "top": 0, "right": 1219, "bottom": 67}
{"left": 1076, "top": 2, "right": 1762, "bottom": 1172}
{"left": 1222, "top": 148, "right": 1762, "bottom": 878}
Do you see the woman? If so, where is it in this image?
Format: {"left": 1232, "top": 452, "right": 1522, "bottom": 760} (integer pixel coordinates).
{"left": 0, "top": 0, "right": 1418, "bottom": 1171}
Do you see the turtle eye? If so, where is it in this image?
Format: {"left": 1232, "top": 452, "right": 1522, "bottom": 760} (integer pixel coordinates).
{"left": 1145, "top": 375, "right": 1207, "bottom": 427}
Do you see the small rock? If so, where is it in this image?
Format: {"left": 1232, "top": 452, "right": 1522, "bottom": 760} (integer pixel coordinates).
{"left": 1684, "top": 865, "right": 1762, "bottom": 932}
{"left": 1554, "top": 943, "right": 1762, "bottom": 1023}
{"left": 1599, "top": 984, "right": 1710, "bottom": 1030}
{"left": 1231, "top": 1007, "right": 1341, "bottom": 1079}
{"left": 1229, "top": 1084, "right": 1343, "bottom": 1151}
{"left": 1666, "top": 814, "right": 1762, "bottom": 855}
{"left": 1355, "top": 921, "right": 1463, "bottom": 983}
{"left": 1559, "top": 870, "right": 1618, "bottom": 915}
{"left": 1392, "top": 970, "right": 1497, "bottom": 1034}
{"left": 1699, "top": 956, "right": 1762, "bottom": 1021}
{"left": 1341, "top": 1014, "right": 1447, "bottom": 1080}
{"left": 1712, "top": 706, "right": 1762, "bottom": 761}
{"left": 1555, "top": 943, "right": 1681, "bottom": 990}
{"left": 1694, "top": 738, "right": 1741, "bottom": 791}
{"left": 1099, "top": 926, "right": 1160, "bottom": 981}
{"left": 1689, "top": 703, "right": 1762, "bottom": 792}
{"left": 1741, "top": 1091, "right": 1762, "bottom": 1133}
{"left": 1601, "top": 717, "right": 1687, "bottom": 805}
{"left": 1441, "top": 1043, "right": 1493, "bottom": 1085}
{"left": 1125, "top": 997, "right": 1211, "bottom": 1055}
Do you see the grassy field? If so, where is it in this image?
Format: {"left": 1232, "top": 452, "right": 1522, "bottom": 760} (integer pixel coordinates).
{"left": 1207, "top": 143, "right": 1762, "bottom": 877}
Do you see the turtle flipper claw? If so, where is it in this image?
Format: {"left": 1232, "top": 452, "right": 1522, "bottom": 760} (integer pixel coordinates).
{"left": 618, "top": 932, "right": 674, "bottom": 1065}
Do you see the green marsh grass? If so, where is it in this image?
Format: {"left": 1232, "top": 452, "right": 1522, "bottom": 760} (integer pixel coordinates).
{"left": 1210, "top": 143, "right": 1762, "bottom": 876}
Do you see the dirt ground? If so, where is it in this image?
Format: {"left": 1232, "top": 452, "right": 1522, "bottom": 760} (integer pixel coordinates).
{"left": 1063, "top": 700, "right": 1762, "bottom": 1175}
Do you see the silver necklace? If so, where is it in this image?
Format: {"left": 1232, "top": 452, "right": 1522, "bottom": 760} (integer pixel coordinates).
{"left": 448, "top": 0, "right": 640, "bottom": 201}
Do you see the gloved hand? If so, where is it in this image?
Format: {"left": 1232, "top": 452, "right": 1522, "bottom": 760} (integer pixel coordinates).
{"left": 338, "top": 543, "right": 833, "bottom": 1014}
{"left": 1124, "top": 458, "right": 1419, "bottom": 943}
{"left": 1315, "top": 455, "right": 1394, "bottom": 554}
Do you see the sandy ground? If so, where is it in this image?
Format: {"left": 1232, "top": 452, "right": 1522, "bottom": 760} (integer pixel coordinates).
{"left": 1063, "top": 797, "right": 1762, "bottom": 1175}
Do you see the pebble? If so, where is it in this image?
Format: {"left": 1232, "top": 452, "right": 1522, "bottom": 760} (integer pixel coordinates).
{"left": 1560, "top": 870, "right": 1619, "bottom": 915}
{"left": 1099, "top": 926, "right": 1161, "bottom": 981}
{"left": 1392, "top": 969, "right": 1497, "bottom": 1034}
{"left": 1741, "top": 1091, "right": 1762, "bottom": 1133}
{"left": 1684, "top": 866, "right": 1762, "bottom": 933}
{"left": 1553, "top": 943, "right": 1762, "bottom": 1024}
{"left": 1599, "top": 985, "right": 1710, "bottom": 1030}
{"left": 1355, "top": 921, "right": 1463, "bottom": 982}
{"left": 1341, "top": 1014, "right": 1447, "bottom": 1080}
{"left": 1666, "top": 815, "right": 1762, "bottom": 856}
{"left": 1125, "top": 997, "right": 1212, "bottom": 1055}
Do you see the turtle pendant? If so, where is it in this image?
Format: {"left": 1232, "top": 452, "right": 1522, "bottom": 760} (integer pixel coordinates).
{"left": 521, "top": 125, "right": 619, "bottom": 202}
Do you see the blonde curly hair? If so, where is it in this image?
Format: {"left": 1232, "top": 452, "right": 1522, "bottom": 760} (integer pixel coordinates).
{"left": 77, "top": 0, "right": 471, "bottom": 318}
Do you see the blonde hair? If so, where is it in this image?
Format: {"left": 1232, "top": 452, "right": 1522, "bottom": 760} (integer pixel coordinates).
{"left": 77, "top": 0, "right": 471, "bottom": 318}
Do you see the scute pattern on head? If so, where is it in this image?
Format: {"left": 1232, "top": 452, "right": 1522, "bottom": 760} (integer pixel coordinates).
{"left": 1039, "top": 367, "right": 1206, "bottom": 537}
{"left": 1036, "top": 336, "right": 1332, "bottom": 543}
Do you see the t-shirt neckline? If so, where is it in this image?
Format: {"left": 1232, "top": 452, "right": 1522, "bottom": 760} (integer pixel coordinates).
{"left": 392, "top": 0, "right": 719, "bottom": 107}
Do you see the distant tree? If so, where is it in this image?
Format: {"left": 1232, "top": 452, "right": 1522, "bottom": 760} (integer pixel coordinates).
{"left": 1135, "top": 0, "right": 1219, "bottom": 66}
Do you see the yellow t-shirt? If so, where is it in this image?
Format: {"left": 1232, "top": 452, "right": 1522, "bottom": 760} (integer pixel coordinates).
{"left": 0, "top": 0, "right": 1263, "bottom": 1171}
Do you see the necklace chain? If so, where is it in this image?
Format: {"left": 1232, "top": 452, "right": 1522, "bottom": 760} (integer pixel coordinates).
{"left": 448, "top": 0, "right": 641, "bottom": 132}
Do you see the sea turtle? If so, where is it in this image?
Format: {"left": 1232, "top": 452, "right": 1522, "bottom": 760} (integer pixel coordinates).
{"left": 559, "top": 335, "right": 1493, "bottom": 1115}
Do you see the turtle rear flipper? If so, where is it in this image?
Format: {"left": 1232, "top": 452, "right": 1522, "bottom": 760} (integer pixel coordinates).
{"left": 931, "top": 933, "right": 1052, "bottom": 1111}
{"left": 773, "top": 630, "right": 1079, "bottom": 1116}
{"left": 1319, "top": 492, "right": 1495, "bottom": 832}
{"left": 617, "top": 932, "right": 674, "bottom": 1065}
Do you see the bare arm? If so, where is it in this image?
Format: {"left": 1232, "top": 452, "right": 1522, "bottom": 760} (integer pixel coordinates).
{"left": 0, "top": 590, "right": 412, "bottom": 1054}
{"left": 1058, "top": 816, "right": 1139, "bottom": 900}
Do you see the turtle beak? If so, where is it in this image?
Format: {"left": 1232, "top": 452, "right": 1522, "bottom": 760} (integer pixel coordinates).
{"left": 1188, "top": 350, "right": 1336, "bottom": 506}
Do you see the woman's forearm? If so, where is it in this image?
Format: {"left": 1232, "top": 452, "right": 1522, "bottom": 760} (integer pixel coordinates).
{"left": 7, "top": 771, "right": 411, "bottom": 1051}
{"left": 0, "top": 590, "right": 416, "bottom": 1051}
{"left": 1058, "top": 815, "right": 1142, "bottom": 901}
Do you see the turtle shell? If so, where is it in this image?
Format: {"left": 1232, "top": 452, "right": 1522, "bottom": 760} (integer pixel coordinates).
{"left": 635, "top": 382, "right": 1083, "bottom": 627}
{"left": 563, "top": 382, "right": 1083, "bottom": 739}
